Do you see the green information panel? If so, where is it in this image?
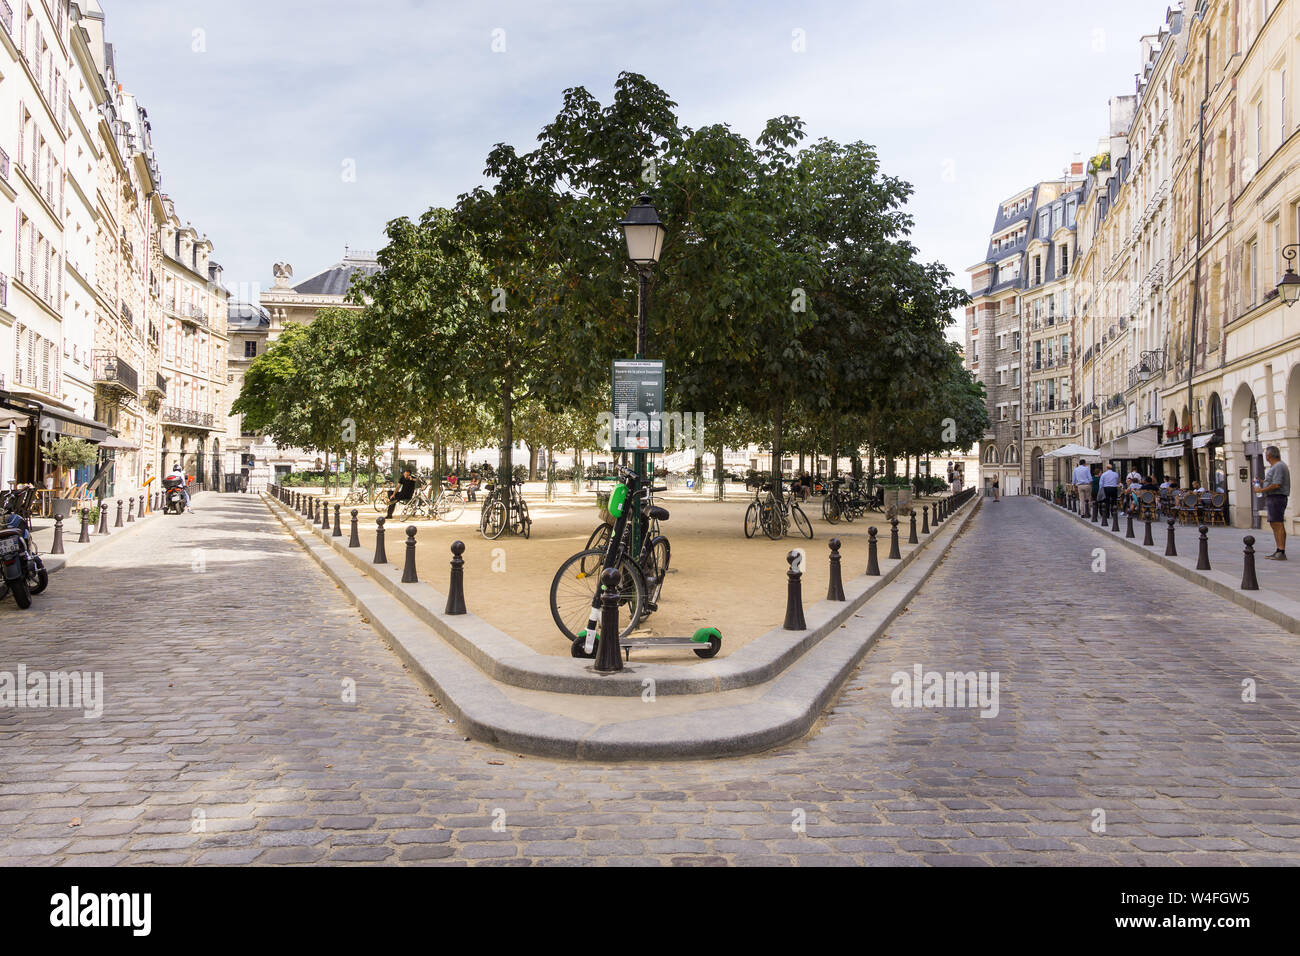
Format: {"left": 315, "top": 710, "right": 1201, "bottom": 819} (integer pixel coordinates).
{"left": 611, "top": 359, "right": 665, "bottom": 452}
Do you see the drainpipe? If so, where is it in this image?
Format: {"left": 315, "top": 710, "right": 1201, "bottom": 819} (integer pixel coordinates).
{"left": 1184, "top": 22, "right": 1209, "bottom": 489}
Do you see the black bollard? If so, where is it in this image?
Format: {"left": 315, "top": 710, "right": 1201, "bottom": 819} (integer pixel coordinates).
{"left": 77, "top": 508, "right": 90, "bottom": 543}
{"left": 1091, "top": 500, "right": 1100, "bottom": 523}
{"left": 1242, "top": 535, "right": 1260, "bottom": 591}
{"left": 922, "top": 505, "right": 930, "bottom": 535}
{"left": 1196, "top": 525, "right": 1212, "bottom": 571}
{"left": 888, "top": 517, "right": 901, "bottom": 560}
{"left": 908, "top": 510, "right": 918, "bottom": 544}
{"left": 115, "top": 500, "right": 124, "bottom": 528}
{"left": 373, "top": 517, "right": 388, "bottom": 564}
{"left": 333, "top": 504, "right": 343, "bottom": 538}
{"left": 349, "top": 509, "right": 361, "bottom": 548}
{"left": 827, "top": 538, "right": 845, "bottom": 601}
{"left": 51, "top": 515, "right": 65, "bottom": 555}
{"left": 593, "top": 566, "right": 624, "bottom": 674}
{"left": 126, "top": 498, "right": 135, "bottom": 523}
{"left": 1165, "top": 518, "right": 1177, "bottom": 557}
{"left": 139, "top": 494, "right": 145, "bottom": 519}
{"left": 783, "top": 550, "right": 807, "bottom": 630}
{"left": 446, "top": 540, "right": 467, "bottom": 615}
{"left": 1125, "top": 511, "right": 1135, "bottom": 539}
{"left": 1111, "top": 504, "right": 1120, "bottom": 532}
{"left": 866, "top": 527, "right": 881, "bottom": 576}
{"left": 1142, "top": 518, "right": 1153, "bottom": 546}
{"left": 401, "top": 525, "right": 419, "bottom": 583}
{"left": 97, "top": 499, "right": 108, "bottom": 535}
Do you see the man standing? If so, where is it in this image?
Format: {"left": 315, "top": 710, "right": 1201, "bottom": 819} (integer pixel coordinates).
{"left": 1253, "top": 446, "right": 1290, "bottom": 560}
{"left": 1072, "top": 459, "right": 1094, "bottom": 517}
{"left": 1098, "top": 461, "right": 1120, "bottom": 519}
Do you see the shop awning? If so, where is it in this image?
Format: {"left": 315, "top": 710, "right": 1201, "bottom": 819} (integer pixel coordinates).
{"left": 0, "top": 409, "right": 30, "bottom": 428}
{"left": 1153, "top": 445, "right": 1184, "bottom": 459}
{"left": 99, "top": 435, "right": 139, "bottom": 450}
{"left": 1042, "top": 443, "right": 1100, "bottom": 459}
{"left": 1192, "top": 433, "right": 1215, "bottom": 449}
{"left": 38, "top": 408, "right": 108, "bottom": 443}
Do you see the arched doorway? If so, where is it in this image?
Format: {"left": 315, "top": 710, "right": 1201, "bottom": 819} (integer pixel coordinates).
{"left": 211, "top": 438, "right": 221, "bottom": 492}
{"left": 1230, "top": 383, "right": 1261, "bottom": 528}
{"left": 1032, "top": 446, "right": 1044, "bottom": 485}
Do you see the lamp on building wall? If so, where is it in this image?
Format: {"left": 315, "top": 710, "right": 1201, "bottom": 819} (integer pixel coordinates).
{"left": 1277, "top": 244, "right": 1300, "bottom": 306}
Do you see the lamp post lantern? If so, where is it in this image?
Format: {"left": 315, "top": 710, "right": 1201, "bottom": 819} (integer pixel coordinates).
{"left": 1278, "top": 244, "right": 1300, "bottom": 307}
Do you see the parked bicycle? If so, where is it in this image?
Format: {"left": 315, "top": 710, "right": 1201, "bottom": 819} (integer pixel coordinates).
{"left": 551, "top": 465, "right": 670, "bottom": 647}
{"left": 743, "top": 481, "right": 812, "bottom": 540}
{"left": 479, "top": 479, "right": 531, "bottom": 539}
{"left": 822, "top": 477, "right": 871, "bottom": 524}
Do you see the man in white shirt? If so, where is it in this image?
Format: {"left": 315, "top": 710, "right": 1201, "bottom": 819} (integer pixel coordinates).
{"left": 1072, "top": 460, "right": 1094, "bottom": 517}
{"left": 1098, "top": 462, "right": 1120, "bottom": 519}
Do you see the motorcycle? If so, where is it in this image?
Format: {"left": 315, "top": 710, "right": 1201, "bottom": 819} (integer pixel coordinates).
{"left": 162, "top": 476, "right": 187, "bottom": 515}
{"left": 0, "top": 489, "right": 48, "bottom": 610}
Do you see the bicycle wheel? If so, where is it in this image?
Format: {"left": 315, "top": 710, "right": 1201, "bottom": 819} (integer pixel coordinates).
{"left": 440, "top": 493, "right": 465, "bottom": 522}
{"left": 823, "top": 495, "right": 841, "bottom": 524}
{"left": 792, "top": 502, "right": 813, "bottom": 538}
{"left": 585, "top": 522, "right": 611, "bottom": 552}
{"left": 642, "top": 536, "right": 671, "bottom": 610}
{"left": 761, "top": 502, "right": 783, "bottom": 540}
{"left": 481, "top": 500, "right": 507, "bottom": 539}
{"left": 549, "top": 549, "right": 645, "bottom": 642}
{"left": 372, "top": 489, "right": 391, "bottom": 513}
{"left": 744, "top": 502, "right": 760, "bottom": 538}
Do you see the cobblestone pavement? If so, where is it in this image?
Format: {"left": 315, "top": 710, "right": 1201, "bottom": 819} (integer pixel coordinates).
{"left": 1, "top": 493, "right": 1297, "bottom": 866}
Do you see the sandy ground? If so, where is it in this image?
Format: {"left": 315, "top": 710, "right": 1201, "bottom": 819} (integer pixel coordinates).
{"left": 304, "top": 486, "right": 940, "bottom": 663}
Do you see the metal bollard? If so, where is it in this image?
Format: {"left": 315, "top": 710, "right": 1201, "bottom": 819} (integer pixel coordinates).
{"left": 1091, "top": 500, "right": 1100, "bottom": 523}
{"left": 139, "top": 494, "right": 145, "bottom": 519}
{"left": 373, "top": 517, "right": 388, "bottom": 564}
{"left": 127, "top": 498, "right": 135, "bottom": 523}
{"left": 1165, "top": 518, "right": 1177, "bottom": 557}
{"left": 888, "top": 517, "right": 901, "bottom": 560}
{"left": 1142, "top": 518, "right": 1153, "bottom": 546}
{"left": 333, "top": 504, "right": 343, "bottom": 538}
{"left": 446, "top": 540, "right": 467, "bottom": 615}
{"left": 783, "top": 550, "right": 807, "bottom": 630}
{"left": 593, "top": 566, "right": 623, "bottom": 674}
{"left": 908, "top": 510, "right": 918, "bottom": 544}
{"left": 1111, "top": 504, "right": 1120, "bottom": 533}
{"left": 1125, "top": 511, "right": 1135, "bottom": 539}
{"left": 1196, "top": 525, "right": 1211, "bottom": 571}
{"left": 866, "top": 527, "right": 881, "bottom": 576}
{"left": 349, "top": 509, "right": 360, "bottom": 548}
{"left": 921, "top": 505, "right": 930, "bottom": 535}
{"left": 401, "top": 525, "right": 419, "bottom": 583}
{"left": 51, "top": 515, "right": 65, "bottom": 555}
{"left": 98, "top": 499, "right": 109, "bottom": 535}
{"left": 321, "top": 500, "right": 330, "bottom": 531}
{"left": 78, "top": 508, "right": 90, "bottom": 543}
{"left": 115, "top": 500, "right": 124, "bottom": 528}
{"left": 1242, "top": 535, "right": 1259, "bottom": 591}
{"left": 826, "top": 538, "right": 845, "bottom": 601}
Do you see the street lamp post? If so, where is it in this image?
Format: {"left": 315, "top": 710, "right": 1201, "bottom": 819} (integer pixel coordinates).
{"left": 618, "top": 195, "right": 665, "bottom": 557}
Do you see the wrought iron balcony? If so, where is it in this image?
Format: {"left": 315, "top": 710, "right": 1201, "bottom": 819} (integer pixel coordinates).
{"left": 0, "top": 146, "right": 9, "bottom": 183}
{"left": 146, "top": 371, "right": 167, "bottom": 398}
{"left": 160, "top": 405, "right": 216, "bottom": 429}
{"left": 93, "top": 351, "right": 139, "bottom": 395}
{"left": 179, "top": 303, "right": 209, "bottom": 328}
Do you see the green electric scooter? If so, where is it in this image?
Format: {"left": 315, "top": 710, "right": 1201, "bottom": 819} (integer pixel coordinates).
{"left": 572, "top": 625, "right": 722, "bottom": 661}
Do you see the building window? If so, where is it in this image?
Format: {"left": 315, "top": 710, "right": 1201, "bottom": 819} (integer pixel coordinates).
{"left": 244, "top": 340, "right": 257, "bottom": 358}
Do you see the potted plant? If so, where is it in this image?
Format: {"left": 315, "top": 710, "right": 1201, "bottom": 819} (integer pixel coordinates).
{"left": 40, "top": 437, "right": 98, "bottom": 517}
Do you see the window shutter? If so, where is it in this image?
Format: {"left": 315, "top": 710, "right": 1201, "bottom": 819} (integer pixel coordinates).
{"left": 17, "top": 105, "right": 24, "bottom": 175}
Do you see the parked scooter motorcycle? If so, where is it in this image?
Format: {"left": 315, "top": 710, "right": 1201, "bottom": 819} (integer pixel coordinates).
{"left": 0, "top": 489, "right": 48, "bottom": 610}
{"left": 162, "top": 476, "right": 187, "bottom": 515}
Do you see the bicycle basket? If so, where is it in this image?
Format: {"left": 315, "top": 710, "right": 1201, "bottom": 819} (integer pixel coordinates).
{"left": 596, "top": 490, "right": 615, "bottom": 526}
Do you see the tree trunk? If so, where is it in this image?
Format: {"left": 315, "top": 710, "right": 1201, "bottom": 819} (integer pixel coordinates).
{"left": 714, "top": 443, "right": 725, "bottom": 500}
{"left": 501, "top": 382, "right": 514, "bottom": 485}
{"left": 527, "top": 444, "right": 538, "bottom": 482}
{"left": 830, "top": 422, "right": 839, "bottom": 481}
{"left": 392, "top": 431, "right": 401, "bottom": 483}
{"left": 771, "top": 402, "right": 784, "bottom": 503}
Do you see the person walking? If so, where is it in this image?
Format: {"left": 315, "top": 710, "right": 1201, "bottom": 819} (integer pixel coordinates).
{"left": 1073, "top": 459, "right": 1094, "bottom": 517}
{"left": 991, "top": 474, "right": 1000, "bottom": 502}
{"left": 1098, "top": 462, "right": 1120, "bottom": 520}
{"left": 1254, "top": 445, "right": 1290, "bottom": 560}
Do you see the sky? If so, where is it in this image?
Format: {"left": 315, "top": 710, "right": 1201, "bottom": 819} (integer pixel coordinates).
{"left": 100, "top": 0, "right": 1178, "bottom": 325}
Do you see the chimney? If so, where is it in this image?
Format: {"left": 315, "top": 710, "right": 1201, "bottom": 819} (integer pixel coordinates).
{"left": 1071, "top": 161, "right": 1084, "bottom": 175}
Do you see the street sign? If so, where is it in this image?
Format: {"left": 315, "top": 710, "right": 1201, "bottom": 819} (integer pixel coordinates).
{"left": 611, "top": 359, "right": 665, "bottom": 452}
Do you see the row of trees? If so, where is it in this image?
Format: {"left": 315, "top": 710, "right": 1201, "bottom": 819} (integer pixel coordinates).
{"left": 235, "top": 73, "right": 987, "bottom": 493}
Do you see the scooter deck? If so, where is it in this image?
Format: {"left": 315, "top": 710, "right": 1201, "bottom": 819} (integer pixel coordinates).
{"left": 573, "top": 626, "right": 721, "bottom": 661}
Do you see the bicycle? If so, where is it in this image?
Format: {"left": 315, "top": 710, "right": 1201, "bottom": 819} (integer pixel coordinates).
{"left": 551, "top": 465, "right": 671, "bottom": 649}
{"left": 342, "top": 487, "right": 370, "bottom": 506}
{"left": 583, "top": 482, "right": 666, "bottom": 569}
{"left": 372, "top": 485, "right": 396, "bottom": 513}
{"left": 745, "top": 482, "right": 812, "bottom": 539}
{"left": 431, "top": 483, "right": 466, "bottom": 522}
{"left": 479, "top": 480, "right": 531, "bottom": 539}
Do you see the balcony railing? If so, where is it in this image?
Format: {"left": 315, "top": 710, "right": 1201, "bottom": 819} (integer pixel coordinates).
{"left": 179, "top": 303, "right": 209, "bottom": 328}
{"left": 0, "top": 272, "right": 7, "bottom": 309}
{"left": 146, "top": 371, "right": 167, "bottom": 397}
{"left": 121, "top": 302, "right": 133, "bottom": 324}
{"left": 160, "top": 405, "right": 216, "bottom": 429}
{"left": 0, "top": 146, "right": 9, "bottom": 183}
{"left": 93, "top": 351, "right": 139, "bottom": 395}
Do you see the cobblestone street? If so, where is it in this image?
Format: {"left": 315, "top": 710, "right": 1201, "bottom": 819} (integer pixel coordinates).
{"left": 1, "top": 493, "right": 1297, "bottom": 865}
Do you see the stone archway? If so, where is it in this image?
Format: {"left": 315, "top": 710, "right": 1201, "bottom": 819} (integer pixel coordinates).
{"left": 1230, "top": 382, "right": 1260, "bottom": 527}
{"left": 1032, "top": 446, "right": 1044, "bottom": 484}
